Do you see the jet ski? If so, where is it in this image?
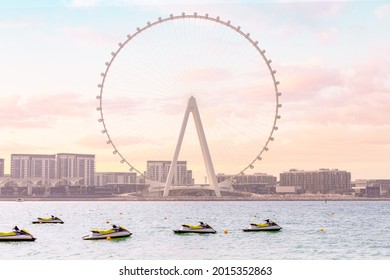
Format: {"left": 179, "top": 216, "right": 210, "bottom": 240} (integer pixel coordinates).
{"left": 82, "top": 225, "right": 132, "bottom": 240}
{"left": 0, "top": 226, "right": 36, "bottom": 241}
{"left": 173, "top": 221, "right": 217, "bottom": 234}
{"left": 32, "top": 215, "right": 64, "bottom": 224}
{"left": 243, "top": 219, "right": 282, "bottom": 232}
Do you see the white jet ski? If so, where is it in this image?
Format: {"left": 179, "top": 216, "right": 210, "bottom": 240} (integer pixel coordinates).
{"left": 32, "top": 215, "right": 64, "bottom": 224}
{"left": 0, "top": 226, "right": 36, "bottom": 241}
{"left": 173, "top": 221, "right": 216, "bottom": 234}
{"left": 82, "top": 225, "right": 132, "bottom": 240}
{"left": 243, "top": 219, "right": 282, "bottom": 232}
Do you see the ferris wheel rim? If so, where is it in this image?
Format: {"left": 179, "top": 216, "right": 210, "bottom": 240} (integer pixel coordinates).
{"left": 96, "top": 12, "right": 282, "bottom": 180}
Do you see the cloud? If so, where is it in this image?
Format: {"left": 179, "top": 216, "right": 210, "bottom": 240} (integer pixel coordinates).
{"left": 314, "top": 27, "right": 338, "bottom": 44}
{"left": 61, "top": 26, "right": 115, "bottom": 46}
{"left": 374, "top": 3, "right": 390, "bottom": 20}
{"left": 0, "top": 93, "right": 94, "bottom": 128}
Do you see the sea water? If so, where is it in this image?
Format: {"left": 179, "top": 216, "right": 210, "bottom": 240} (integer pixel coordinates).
{"left": 0, "top": 200, "right": 389, "bottom": 260}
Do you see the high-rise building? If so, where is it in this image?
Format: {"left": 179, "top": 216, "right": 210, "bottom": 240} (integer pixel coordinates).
{"left": 146, "top": 160, "right": 191, "bottom": 185}
{"left": 56, "top": 153, "right": 95, "bottom": 186}
{"left": 0, "top": 158, "right": 4, "bottom": 177}
{"left": 11, "top": 154, "right": 56, "bottom": 181}
{"left": 279, "top": 168, "right": 351, "bottom": 194}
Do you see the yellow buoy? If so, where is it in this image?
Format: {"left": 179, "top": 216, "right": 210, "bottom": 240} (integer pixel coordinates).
{"left": 106, "top": 220, "right": 110, "bottom": 224}
{"left": 106, "top": 236, "right": 111, "bottom": 240}
{"left": 224, "top": 230, "right": 228, "bottom": 234}
{"left": 320, "top": 228, "right": 325, "bottom": 232}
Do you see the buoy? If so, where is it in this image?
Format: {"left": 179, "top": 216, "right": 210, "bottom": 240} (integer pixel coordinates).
{"left": 224, "top": 230, "right": 228, "bottom": 234}
{"left": 106, "top": 220, "right": 110, "bottom": 224}
{"left": 120, "top": 212, "right": 122, "bottom": 215}
{"left": 106, "top": 236, "right": 111, "bottom": 240}
{"left": 320, "top": 228, "right": 325, "bottom": 232}
{"left": 253, "top": 214, "right": 256, "bottom": 217}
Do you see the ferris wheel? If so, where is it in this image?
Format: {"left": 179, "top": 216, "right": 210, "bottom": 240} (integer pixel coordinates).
{"left": 96, "top": 12, "right": 282, "bottom": 189}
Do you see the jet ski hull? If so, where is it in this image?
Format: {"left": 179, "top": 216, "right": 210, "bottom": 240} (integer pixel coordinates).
{"left": 32, "top": 219, "right": 63, "bottom": 224}
{"left": 0, "top": 235, "right": 36, "bottom": 241}
{"left": 242, "top": 224, "right": 282, "bottom": 232}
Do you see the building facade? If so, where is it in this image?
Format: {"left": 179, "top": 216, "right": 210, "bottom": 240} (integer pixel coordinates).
{"left": 56, "top": 153, "right": 95, "bottom": 186}
{"left": 10, "top": 154, "right": 56, "bottom": 182}
{"left": 146, "top": 160, "right": 192, "bottom": 185}
{"left": 95, "top": 172, "right": 138, "bottom": 186}
{"left": 0, "top": 158, "right": 4, "bottom": 177}
{"left": 279, "top": 168, "right": 351, "bottom": 194}
{"left": 216, "top": 173, "right": 277, "bottom": 185}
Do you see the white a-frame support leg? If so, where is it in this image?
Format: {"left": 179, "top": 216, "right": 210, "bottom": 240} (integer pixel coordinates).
{"left": 163, "top": 96, "right": 221, "bottom": 197}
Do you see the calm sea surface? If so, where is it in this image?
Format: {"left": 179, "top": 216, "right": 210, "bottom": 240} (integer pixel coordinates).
{"left": 1, "top": 200, "right": 389, "bottom": 260}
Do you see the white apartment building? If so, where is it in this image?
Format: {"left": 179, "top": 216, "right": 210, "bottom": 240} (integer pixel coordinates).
{"left": 146, "top": 160, "right": 192, "bottom": 186}
{"left": 56, "top": 153, "right": 95, "bottom": 186}
{"left": 11, "top": 154, "right": 56, "bottom": 182}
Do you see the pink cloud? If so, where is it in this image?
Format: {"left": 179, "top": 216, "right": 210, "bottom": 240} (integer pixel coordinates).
{"left": 61, "top": 26, "right": 115, "bottom": 46}
{"left": 314, "top": 27, "right": 338, "bottom": 44}
{"left": 0, "top": 93, "right": 93, "bottom": 128}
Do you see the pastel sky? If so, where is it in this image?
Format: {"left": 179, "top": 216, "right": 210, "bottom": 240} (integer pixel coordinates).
{"left": 1, "top": 0, "right": 389, "bottom": 182}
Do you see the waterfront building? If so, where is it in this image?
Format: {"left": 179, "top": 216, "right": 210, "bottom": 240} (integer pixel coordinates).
{"left": 217, "top": 173, "right": 277, "bottom": 195}
{"left": 146, "top": 160, "right": 192, "bottom": 186}
{"left": 279, "top": 168, "right": 351, "bottom": 194}
{"left": 95, "top": 172, "right": 137, "bottom": 186}
{"left": 216, "top": 172, "right": 277, "bottom": 185}
{"left": 0, "top": 158, "right": 4, "bottom": 177}
{"left": 56, "top": 153, "right": 95, "bottom": 186}
{"left": 10, "top": 154, "right": 56, "bottom": 182}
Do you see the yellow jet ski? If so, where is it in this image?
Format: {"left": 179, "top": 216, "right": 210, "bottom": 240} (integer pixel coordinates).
{"left": 32, "top": 215, "right": 64, "bottom": 224}
{"left": 243, "top": 219, "right": 282, "bottom": 232}
{"left": 0, "top": 226, "right": 36, "bottom": 241}
{"left": 173, "top": 221, "right": 216, "bottom": 234}
{"left": 82, "top": 225, "right": 132, "bottom": 240}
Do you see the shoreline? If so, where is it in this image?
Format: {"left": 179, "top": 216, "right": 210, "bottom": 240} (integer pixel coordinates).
{"left": 1, "top": 195, "right": 389, "bottom": 202}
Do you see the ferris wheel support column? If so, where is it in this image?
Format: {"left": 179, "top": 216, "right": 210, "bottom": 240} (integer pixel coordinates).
{"left": 163, "top": 96, "right": 221, "bottom": 197}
